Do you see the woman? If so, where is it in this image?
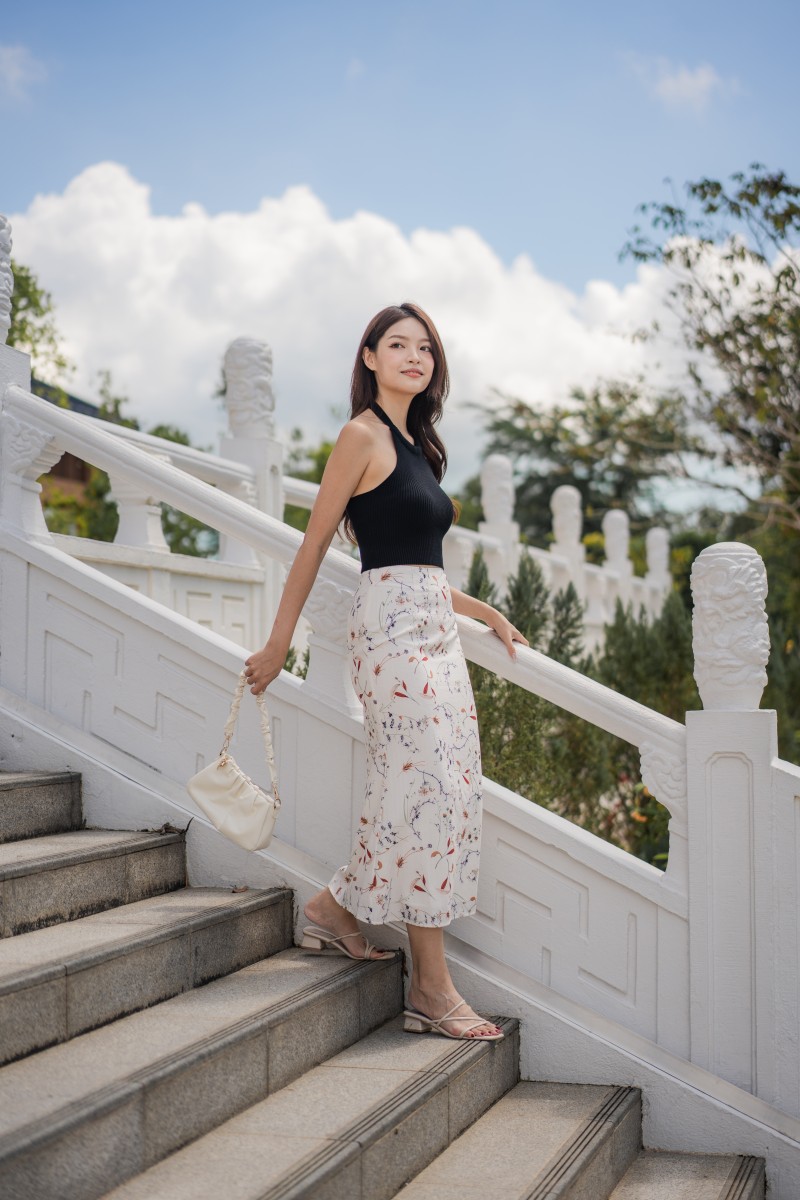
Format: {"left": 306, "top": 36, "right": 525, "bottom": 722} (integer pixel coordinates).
{"left": 245, "top": 303, "right": 528, "bottom": 1040}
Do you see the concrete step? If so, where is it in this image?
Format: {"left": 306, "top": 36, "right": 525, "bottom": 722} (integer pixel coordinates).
{"left": 394, "top": 1080, "right": 641, "bottom": 1199}
{"left": 101, "top": 1012, "right": 520, "bottom": 1200}
{"left": 608, "top": 1150, "right": 765, "bottom": 1198}
{"left": 0, "top": 885, "right": 293, "bottom": 1065}
{"left": 0, "top": 946, "right": 403, "bottom": 1200}
{"left": 0, "top": 829, "right": 186, "bottom": 936}
{"left": 0, "top": 771, "right": 82, "bottom": 843}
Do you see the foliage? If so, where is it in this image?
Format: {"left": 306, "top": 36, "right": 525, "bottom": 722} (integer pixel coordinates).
{"left": 8, "top": 259, "right": 72, "bottom": 383}
{"left": 283, "top": 427, "right": 336, "bottom": 533}
{"left": 463, "top": 381, "right": 704, "bottom": 547}
{"left": 623, "top": 163, "right": 800, "bottom": 533}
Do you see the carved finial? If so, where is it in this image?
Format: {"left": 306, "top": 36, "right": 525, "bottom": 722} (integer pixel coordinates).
{"left": 602, "top": 509, "right": 630, "bottom": 570}
{"left": 480, "top": 454, "right": 515, "bottom": 525}
{"left": 690, "top": 542, "right": 770, "bottom": 710}
{"left": 0, "top": 215, "right": 13, "bottom": 346}
{"left": 223, "top": 337, "right": 275, "bottom": 437}
{"left": 551, "top": 485, "right": 583, "bottom": 548}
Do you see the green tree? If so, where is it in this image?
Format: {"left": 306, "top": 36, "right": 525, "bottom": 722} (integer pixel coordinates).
{"left": 623, "top": 163, "right": 800, "bottom": 534}
{"left": 464, "top": 381, "right": 705, "bottom": 548}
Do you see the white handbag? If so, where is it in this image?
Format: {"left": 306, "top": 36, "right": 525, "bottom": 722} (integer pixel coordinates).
{"left": 187, "top": 670, "right": 281, "bottom": 851}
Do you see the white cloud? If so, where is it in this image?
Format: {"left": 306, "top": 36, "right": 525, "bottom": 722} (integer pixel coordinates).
{"left": 0, "top": 43, "right": 47, "bottom": 102}
{"left": 8, "top": 162, "right": 688, "bottom": 486}
{"left": 627, "top": 54, "right": 738, "bottom": 113}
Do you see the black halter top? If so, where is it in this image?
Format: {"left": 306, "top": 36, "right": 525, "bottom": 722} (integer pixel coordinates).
{"left": 345, "top": 400, "right": 454, "bottom": 571}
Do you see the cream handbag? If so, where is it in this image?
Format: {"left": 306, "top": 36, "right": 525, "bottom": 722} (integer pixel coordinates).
{"left": 187, "top": 670, "right": 280, "bottom": 851}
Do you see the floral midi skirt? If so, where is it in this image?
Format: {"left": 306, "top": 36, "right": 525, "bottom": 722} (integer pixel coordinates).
{"left": 328, "top": 564, "right": 483, "bottom": 928}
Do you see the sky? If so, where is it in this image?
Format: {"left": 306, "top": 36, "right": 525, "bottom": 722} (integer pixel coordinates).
{"left": 3, "top": 0, "right": 798, "bottom": 494}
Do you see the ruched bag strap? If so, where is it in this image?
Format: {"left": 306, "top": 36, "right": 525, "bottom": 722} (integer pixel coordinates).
{"left": 219, "top": 670, "right": 281, "bottom": 809}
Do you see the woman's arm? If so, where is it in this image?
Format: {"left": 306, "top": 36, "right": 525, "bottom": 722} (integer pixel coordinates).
{"left": 244, "top": 421, "right": 373, "bottom": 694}
{"left": 450, "top": 586, "right": 529, "bottom": 661}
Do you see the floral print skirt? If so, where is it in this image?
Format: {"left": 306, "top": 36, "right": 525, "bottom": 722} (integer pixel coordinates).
{"left": 328, "top": 564, "right": 483, "bottom": 927}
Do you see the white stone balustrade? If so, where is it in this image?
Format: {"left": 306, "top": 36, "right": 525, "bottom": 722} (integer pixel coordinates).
{"left": 3, "top": 269, "right": 800, "bottom": 1187}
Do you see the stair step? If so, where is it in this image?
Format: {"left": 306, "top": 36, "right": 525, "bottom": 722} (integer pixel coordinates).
{"left": 394, "top": 1080, "right": 641, "bottom": 1198}
{"left": 608, "top": 1150, "right": 765, "bottom": 1198}
{"left": 0, "top": 946, "right": 403, "bottom": 1200}
{"left": 0, "top": 771, "right": 82, "bottom": 843}
{"left": 0, "top": 829, "right": 186, "bottom": 936}
{"left": 0, "top": 885, "right": 293, "bottom": 1064}
{"left": 100, "top": 1012, "right": 519, "bottom": 1200}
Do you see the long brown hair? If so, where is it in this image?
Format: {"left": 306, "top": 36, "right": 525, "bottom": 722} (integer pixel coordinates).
{"left": 342, "top": 302, "right": 458, "bottom": 544}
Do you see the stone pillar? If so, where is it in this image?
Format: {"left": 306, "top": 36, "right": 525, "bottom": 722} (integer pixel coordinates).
{"left": 478, "top": 453, "right": 519, "bottom": 592}
{"left": 301, "top": 575, "right": 360, "bottom": 717}
{"left": 0, "top": 215, "right": 13, "bottom": 347}
{"left": 645, "top": 525, "right": 671, "bottom": 616}
{"left": 550, "top": 485, "right": 586, "bottom": 602}
{"left": 686, "top": 542, "right": 779, "bottom": 1099}
{"left": 602, "top": 509, "right": 633, "bottom": 613}
{"left": 219, "top": 337, "right": 284, "bottom": 617}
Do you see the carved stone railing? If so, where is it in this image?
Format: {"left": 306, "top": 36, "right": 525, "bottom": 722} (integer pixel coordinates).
{"left": 1, "top": 221, "right": 795, "bottom": 1135}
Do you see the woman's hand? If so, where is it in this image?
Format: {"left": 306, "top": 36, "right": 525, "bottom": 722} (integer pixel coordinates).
{"left": 244, "top": 640, "right": 286, "bottom": 695}
{"left": 485, "top": 609, "right": 529, "bottom": 660}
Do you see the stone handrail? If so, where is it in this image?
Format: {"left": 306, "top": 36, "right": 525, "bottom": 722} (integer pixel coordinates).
{"left": 5, "top": 382, "right": 683, "bottom": 758}
{"left": 100, "top": 422, "right": 257, "bottom": 490}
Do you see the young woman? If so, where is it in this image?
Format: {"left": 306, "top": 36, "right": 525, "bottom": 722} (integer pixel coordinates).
{"left": 244, "top": 303, "right": 528, "bottom": 1040}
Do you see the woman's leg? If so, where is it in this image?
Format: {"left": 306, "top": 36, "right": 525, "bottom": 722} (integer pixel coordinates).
{"left": 303, "top": 884, "right": 394, "bottom": 960}
{"left": 405, "top": 924, "right": 501, "bottom": 1038}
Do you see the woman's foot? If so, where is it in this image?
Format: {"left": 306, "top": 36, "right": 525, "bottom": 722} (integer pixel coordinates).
{"left": 406, "top": 985, "right": 502, "bottom": 1039}
{"left": 303, "top": 887, "right": 393, "bottom": 961}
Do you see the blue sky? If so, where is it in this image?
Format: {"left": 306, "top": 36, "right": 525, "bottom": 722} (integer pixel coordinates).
{"left": 2, "top": 1, "right": 798, "bottom": 498}
{"left": 4, "top": 0, "right": 798, "bottom": 292}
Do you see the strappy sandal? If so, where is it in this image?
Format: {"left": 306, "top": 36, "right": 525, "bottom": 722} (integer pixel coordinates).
{"left": 300, "top": 924, "right": 398, "bottom": 962}
{"left": 403, "top": 1000, "right": 504, "bottom": 1041}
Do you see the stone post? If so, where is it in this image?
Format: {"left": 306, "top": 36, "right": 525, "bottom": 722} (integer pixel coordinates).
{"left": 478, "top": 454, "right": 519, "bottom": 592}
{"left": 550, "top": 485, "right": 586, "bottom": 602}
{"left": 645, "top": 525, "right": 671, "bottom": 617}
{"left": 602, "top": 509, "right": 633, "bottom": 613}
{"left": 686, "top": 541, "right": 779, "bottom": 1100}
{"left": 219, "top": 337, "right": 284, "bottom": 618}
{"left": 0, "top": 215, "right": 13, "bottom": 348}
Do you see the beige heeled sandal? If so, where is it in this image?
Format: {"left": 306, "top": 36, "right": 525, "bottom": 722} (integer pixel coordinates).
{"left": 300, "top": 924, "right": 398, "bottom": 962}
{"left": 403, "top": 1000, "right": 504, "bottom": 1041}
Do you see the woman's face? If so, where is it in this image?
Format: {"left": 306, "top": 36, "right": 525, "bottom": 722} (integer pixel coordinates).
{"left": 363, "top": 317, "right": 434, "bottom": 399}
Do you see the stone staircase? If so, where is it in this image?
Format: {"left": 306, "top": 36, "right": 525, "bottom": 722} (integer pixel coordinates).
{"left": 0, "top": 771, "right": 766, "bottom": 1199}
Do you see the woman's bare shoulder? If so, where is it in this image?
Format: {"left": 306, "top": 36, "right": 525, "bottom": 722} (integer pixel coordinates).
{"left": 336, "top": 409, "right": 382, "bottom": 447}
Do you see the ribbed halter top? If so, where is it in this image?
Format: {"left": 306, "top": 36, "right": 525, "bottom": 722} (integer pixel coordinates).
{"left": 345, "top": 400, "right": 454, "bottom": 572}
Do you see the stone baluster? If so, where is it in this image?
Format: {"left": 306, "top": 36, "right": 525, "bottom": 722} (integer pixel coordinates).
{"left": 686, "top": 542, "right": 780, "bottom": 1100}
{"left": 602, "top": 509, "right": 633, "bottom": 614}
{"left": 478, "top": 453, "right": 519, "bottom": 592}
{"left": 219, "top": 337, "right": 284, "bottom": 613}
{"left": 108, "top": 452, "right": 172, "bottom": 551}
{"left": 0, "top": 412, "right": 64, "bottom": 541}
{"left": 300, "top": 574, "right": 360, "bottom": 717}
{"left": 645, "top": 525, "right": 671, "bottom": 616}
{"left": 550, "top": 485, "right": 586, "bottom": 602}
